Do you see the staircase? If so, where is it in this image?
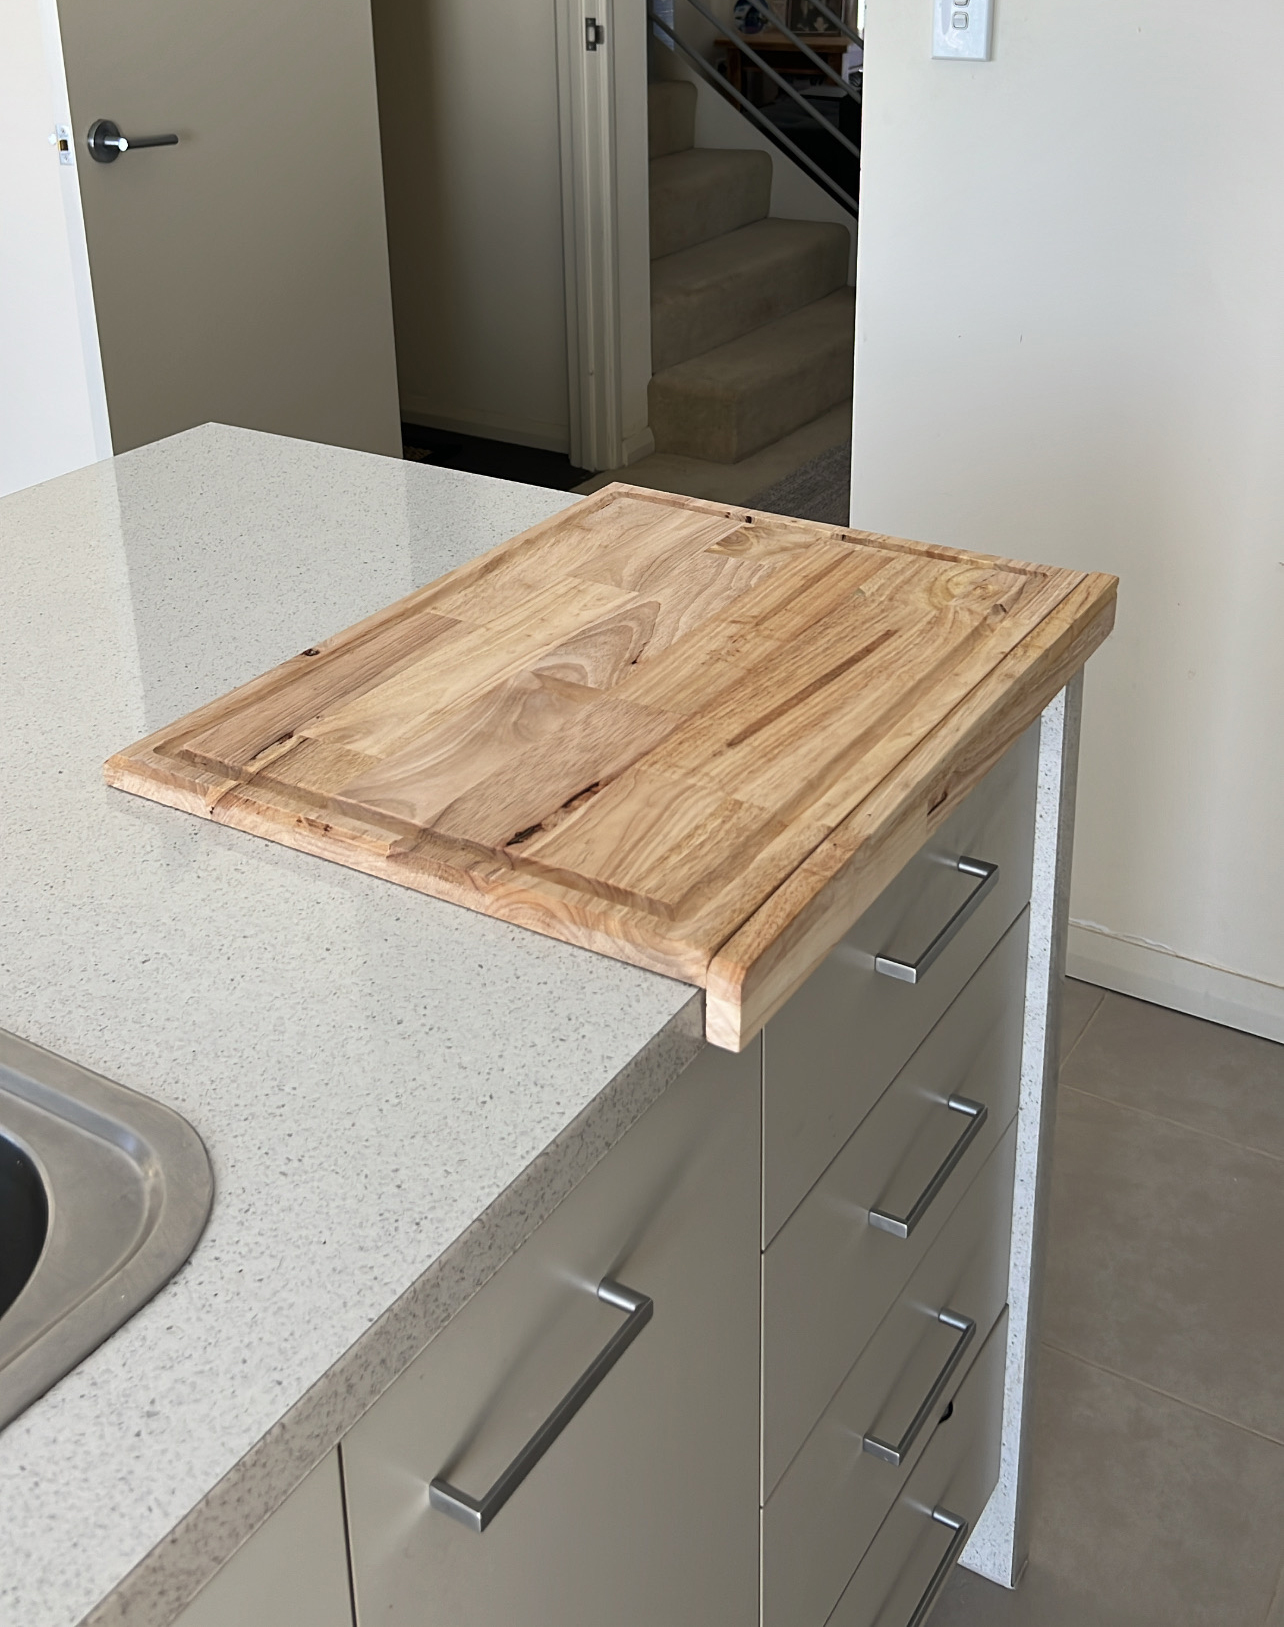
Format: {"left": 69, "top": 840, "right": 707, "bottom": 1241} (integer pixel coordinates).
{"left": 646, "top": 81, "right": 855, "bottom": 466}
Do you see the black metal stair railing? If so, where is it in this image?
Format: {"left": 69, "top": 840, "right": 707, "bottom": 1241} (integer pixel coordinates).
{"left": 649, "top": 0, "right": 861, "bottom": 217}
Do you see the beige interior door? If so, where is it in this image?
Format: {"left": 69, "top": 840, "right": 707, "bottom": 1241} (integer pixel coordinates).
{"left": 58, "top": 0, "right": 402, "bottom": 456}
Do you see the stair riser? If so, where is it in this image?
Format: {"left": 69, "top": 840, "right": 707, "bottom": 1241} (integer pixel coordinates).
{"left": 648, "top": 81, "right": 696, "bottom": 158}
{"left": 652, "top": 230, "right": 849, "bottom": 373}
{"left": 649, "top": 151, "right": 773, "bottom": 258}
{"left": 650, "top": 340, "right": 854, "bottom": 465}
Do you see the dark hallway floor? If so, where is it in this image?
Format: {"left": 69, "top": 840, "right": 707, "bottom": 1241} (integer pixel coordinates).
{"left": 402, "top": 422, "right": 589, "bottom": 491}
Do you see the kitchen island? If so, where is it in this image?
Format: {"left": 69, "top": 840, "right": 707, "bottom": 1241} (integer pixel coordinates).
{"left": 0, "top": 425, "right": 1112, "bottom": 1627}
{"left": 0, "top": 427, "right": 700, "bottom": 1627}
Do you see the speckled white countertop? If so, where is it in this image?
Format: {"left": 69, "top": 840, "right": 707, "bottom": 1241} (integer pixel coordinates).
{"left": 0, "top": 426, "right": 703, "bottom": 1627}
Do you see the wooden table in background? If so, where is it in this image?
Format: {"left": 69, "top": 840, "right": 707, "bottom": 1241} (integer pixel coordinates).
{"left": 716, "top": 32, "right": 849, "bottom": 98}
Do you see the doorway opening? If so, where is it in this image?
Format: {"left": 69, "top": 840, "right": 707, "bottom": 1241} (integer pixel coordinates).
{"left": 370, "top": 0, "right": 860, "bottom": 522}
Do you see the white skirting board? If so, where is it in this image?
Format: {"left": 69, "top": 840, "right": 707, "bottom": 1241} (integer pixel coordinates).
{"left": 1067, "top": 924, "right": 1284, "bottom": 1045}
{"left": 960, "top": 677, "right": 1080, "bottom": 1588}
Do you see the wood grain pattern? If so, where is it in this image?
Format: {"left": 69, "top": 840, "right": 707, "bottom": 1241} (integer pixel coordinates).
{"left": 105, "top": 484, "right": 1117, "bottom": 1050}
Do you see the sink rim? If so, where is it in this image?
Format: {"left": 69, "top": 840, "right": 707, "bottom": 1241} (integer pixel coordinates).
{"left": 0, "top": 1028, "right": 213, "bottom": 1432}
{"left": 0, "top": 1130, "right": 49, "bottom": 1322}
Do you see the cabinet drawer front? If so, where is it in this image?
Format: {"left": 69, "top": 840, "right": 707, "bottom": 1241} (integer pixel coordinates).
{"left": 342, "top": 1041, "right": 760, "bottom": 1627}
{"left": 827, "top": 1308, "right": 1009, "bottom": 1627}
{"left": 173, "top": 1452, "right": 352, "bottom": 1627}
{"left": 763, "top": 719, "right": 1038, "bottom": 1244}
{"left": 763, "top": 911, "right": 1027, "bottom": 1493}
{"left": 762, "top": 1124, "right": 1014, "bottom": 1627}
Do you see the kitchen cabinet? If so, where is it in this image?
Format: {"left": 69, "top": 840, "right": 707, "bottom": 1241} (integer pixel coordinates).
{"left": 761, "top": 714, "right": 1039, "bottom": 1244}
{"left": 165, "top": 710, "right": 1062, "bottom": 1627}
{"left": 758, "top": 719, "right": 1038, "bottom": 1623}
{"left": 171, "top": 1452, "right": 351, "bottom": 1627}
{"left": 332, "top": 721, "right": 1041, "bottom": 1625}
{"left": 828, "top": 1310, "right": 1010, "bottom": 1627}
{"left": 342, "top": 1037, "right": 761, "bottom": 1627}
{"left": 762, "top": 910, "right": 1029, "bottom": 1495}
{"left": 763, "top": 1129, "right": 1016, "bottom": 1627}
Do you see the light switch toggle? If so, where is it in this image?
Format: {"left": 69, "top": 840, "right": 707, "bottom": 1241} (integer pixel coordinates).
{"left": 933, "top": 0, "right": 991, "bottom": 59}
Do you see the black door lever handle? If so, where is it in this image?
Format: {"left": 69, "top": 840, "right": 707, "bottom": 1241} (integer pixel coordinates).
{"left": 87, "top": 119, "right": 179, "bottom": 163}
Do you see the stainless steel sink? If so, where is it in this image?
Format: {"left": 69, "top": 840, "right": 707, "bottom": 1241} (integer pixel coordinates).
{"left": 0, "top": 1029, "right": 213, "bottom": 1429}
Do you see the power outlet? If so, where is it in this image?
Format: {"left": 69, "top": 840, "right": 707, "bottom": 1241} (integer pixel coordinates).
{"left": 933, "top": 0, "right": 992, "bottom": 59}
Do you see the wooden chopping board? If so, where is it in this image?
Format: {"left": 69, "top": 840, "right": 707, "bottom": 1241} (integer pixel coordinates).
{"left": 105, "top": 484, "right": 1116, "bottom": 1049}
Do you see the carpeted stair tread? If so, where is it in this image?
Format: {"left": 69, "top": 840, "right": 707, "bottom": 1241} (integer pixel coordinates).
{"left": 649, "top": 288, "right": 856, "bottom": 464}
{"left": 649, "top": 148, "right": 773, "bottom": 259}
{"left": 651, "top": 217, "right": 850, "bottom": 372}
{"left": 648, "top": 81, "right": 696, "bottom": 159}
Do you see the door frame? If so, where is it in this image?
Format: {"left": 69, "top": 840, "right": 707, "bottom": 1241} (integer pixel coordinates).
{"left": 555, "top": 0, "right": 654, "bottom": 473}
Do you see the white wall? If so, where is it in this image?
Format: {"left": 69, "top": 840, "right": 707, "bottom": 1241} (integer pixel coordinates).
{"left": 851, "top": 0, "right": 1284, "bottom": 1040}
{"left": 1, "top": 0, "right": 109, "bottom": 497}
{"left": 372, "top": 0, "right": 573, "bottom": 452}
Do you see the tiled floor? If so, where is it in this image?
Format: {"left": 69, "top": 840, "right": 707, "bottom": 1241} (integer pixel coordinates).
{"left": 932, "top": 981, "right": 1284, "bottom": 1627}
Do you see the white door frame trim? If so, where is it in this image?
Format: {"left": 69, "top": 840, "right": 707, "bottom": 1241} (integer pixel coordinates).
{"left": 555, "top": 0, "right": 654, "bottom": 474}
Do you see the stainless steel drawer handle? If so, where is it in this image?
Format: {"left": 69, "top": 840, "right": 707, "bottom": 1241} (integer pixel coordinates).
{"left": 868, "top": 1095, "right": 988, "bottom": 1239}
{"left": 862, "top": 1309, "right": 975, "bottom": 1466}
{"left": 428, "top": 1277, "right": 653, "bottom": 1533}
{"left": 874, "top": 857, "right": 999, "bottom": 984}
{"left": 904, "top": 1507, "right": 971, "bottom": 1627}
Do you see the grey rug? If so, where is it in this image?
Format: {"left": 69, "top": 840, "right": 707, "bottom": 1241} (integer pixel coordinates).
{"left": 746, "top": 440, "right": 851, "bottom": 526}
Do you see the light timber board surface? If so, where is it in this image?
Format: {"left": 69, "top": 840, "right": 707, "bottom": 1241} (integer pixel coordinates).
{"left": 105, "top": 484, "right": 1116, "bottom": 1049}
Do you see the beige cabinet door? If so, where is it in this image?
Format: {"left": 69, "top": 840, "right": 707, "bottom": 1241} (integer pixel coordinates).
{"left": 341, "top": 1040, "right": 762, "bottom": 1627}
{"left": 172, "top": 1451, "right": 352, "bottom": 1627}
{"left": 58, "top": 0, "right": 400, "bottom": 456}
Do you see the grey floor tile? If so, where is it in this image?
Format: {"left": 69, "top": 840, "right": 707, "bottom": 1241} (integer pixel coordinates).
{"left": 931, "top": 1347, "right": 1284, "bottom": 1627}
{"left": 1060, "top": 990, "right": 1284, "bottom": 1158}
{"left": 1058, "top": 977, "right": 1106, "bottom": 1064}
{"left": 1042, "top": 1087, "right": 1284, "bottom": 1441}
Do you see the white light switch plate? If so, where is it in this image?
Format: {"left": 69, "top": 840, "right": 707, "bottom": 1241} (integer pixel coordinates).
{"left": 933, "top": 0, "right": 991, "bottom": 59}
